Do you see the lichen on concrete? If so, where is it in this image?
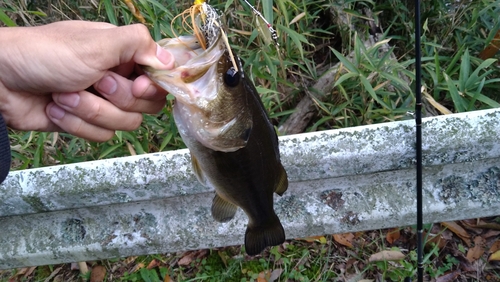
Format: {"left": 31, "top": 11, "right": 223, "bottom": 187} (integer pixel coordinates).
{"left": 2, "top": 109, "right": 500, "bottom": 269}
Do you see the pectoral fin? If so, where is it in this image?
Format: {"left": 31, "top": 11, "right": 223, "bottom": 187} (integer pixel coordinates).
{"left": 191, "top": 153, "right": 207, "bottom": 186}
{"left": 274, "top": 165, "right": 288, "bottom": 196}
{"left": 211, "top": 194, "right": 238, "bottom": 222}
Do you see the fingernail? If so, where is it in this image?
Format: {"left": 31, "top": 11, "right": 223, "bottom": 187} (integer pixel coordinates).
{"left": 57, "top": 92, "right": 80, "bottom": 108}
{"left": 49, "top": 104, "right": 65, "bottom": 120}
{"left": 96, "top": 75, "right": 117, "bottom": 95}
{"left": 156, "top": 44, "right": 174, "bottom": 67}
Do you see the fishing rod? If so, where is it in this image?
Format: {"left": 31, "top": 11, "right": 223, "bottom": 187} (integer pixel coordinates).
{"left": 405, "top": 0, "right": 423, "bottom": 280}
{"left": 415, "top": 0, "right": 424, "bottom": 280}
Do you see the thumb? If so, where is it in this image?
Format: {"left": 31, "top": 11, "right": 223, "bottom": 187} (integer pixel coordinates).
{"left": 104, "top": 24, "right": 174, "bottom": 70}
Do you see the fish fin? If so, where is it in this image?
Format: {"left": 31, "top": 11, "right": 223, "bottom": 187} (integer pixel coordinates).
{"left": 191, "top": 153, "right": 207, "bottom": 186}
{"left": 244, "top": 214, "right": 285, "bottom": 256}
{"left": 274, "top": 165, "right": 288, "bottom": 196}
{"left": 211, "top": 194, "right": 238, "bottom": 222}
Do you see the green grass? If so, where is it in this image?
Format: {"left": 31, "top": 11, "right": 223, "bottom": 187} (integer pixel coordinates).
{"left": 1, "top": 0, "right": 499, "bottom": 169}
{"left": 1, "top": 0, "right": 500, "bottom": 281}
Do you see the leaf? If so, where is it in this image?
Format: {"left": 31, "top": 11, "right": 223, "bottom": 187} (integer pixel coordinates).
{"left": 435, "top": 270, "right": 461, "bottom": 282}
{"left": 489, "top": 240, "right": 500, "bottom": 254}
{"left": 466, "top": 236, "right": 486, "bottom": 262}
{"left": 262, "top": 0, "right": 273, "bottom": 26}
{"left": 441, "top": 221, "right": 471, "bottom": 246}
{"left": 330, "top": 48, "right": 359, "bottom": 74}
{"left": 479, "top": 29, "right": 500, "bottom": 60}
{"left": 334, "top": 233, "right": 354, "bottom": 248}
{"left": 489, "top": 250, "right": 500, "bottom": 261}
{"left": 178, "top": 252, "right": 195, "bottom": 266}
{"left": 360, "top": 74, "right": 390, "bottom": 109}
{"left": 423, "top": 91, "right": 452, "bottom": 115}
{"left": 122, "top": 0, "right": 146, "bottom": 23}
{"left": 289, "top": 12, "right": 306, "bottom": 25}
{"left": 257, "top": 269, "right": 283, "bottom": 282}
{"left": 177, "top": 250, "right": 208, "bottom": 266}
{"left": 131, "top": 262, "right": 145, "bottom": 273}
{"left": 277, "top": 24, "right": 308, "bottom": 59}
{"left": 269, "top": 269, "right": 283, "bottom": 281}
{"left": 90, "top": 265, "right": 106, "bottom": 282}
{"left": 164, "top": 274, "right": 173, "bottom": 282}
{"left": 300, "top": 235, "right": 326, "bottom": 243}
{"left": 102, "top": 0, "right": 118, "bottom": 26}
{"left": 146, "top": 259, "right": 159, "bottom": 269}
{"left": 0, "top": 9, "right": 16, "bottom": 27}
{"left": 386, "top": 228, "right": 400, "bottom": 244}
{"left": 424, "top": 231, "right": 447, "bottom": 249}
{"left": 443, "top": 74, "right": 465, "bottom": 113}
{"left": 123, "top": 256, "right": 138, "bottom": 265}
{"left": 369, "top": 250, "right": 405, "bottom": 262}
{"left": 140, "top": 267, "right": 160, "bottom": 282}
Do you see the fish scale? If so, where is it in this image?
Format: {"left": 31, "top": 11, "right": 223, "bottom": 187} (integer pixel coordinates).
{"left": 143, "top": 2, "right": 288, "bottom": 255}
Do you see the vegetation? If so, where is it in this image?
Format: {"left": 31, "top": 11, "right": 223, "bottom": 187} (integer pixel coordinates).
{"left": 1, "top": 0, "right": 499, "bottom": 280}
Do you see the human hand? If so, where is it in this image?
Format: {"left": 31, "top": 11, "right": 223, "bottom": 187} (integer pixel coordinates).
{"left": 0, "top": 21, "right": 174, "bottom": 141}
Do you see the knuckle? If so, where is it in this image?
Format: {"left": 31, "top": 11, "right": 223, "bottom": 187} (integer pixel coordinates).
{"left": 84, "top": 101, "right": 102, "bottom": 121}
{"left": 97, "top": 131, "right": 115, "bottom": 142}
{"left": 127, "top": 114, "right": 143, "bottom": 130}
{"left": 129, "top": 24, "right": 150, "bottom": 40}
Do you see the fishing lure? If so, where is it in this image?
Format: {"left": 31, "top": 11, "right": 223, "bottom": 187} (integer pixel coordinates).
{"left": 171, "top": 0, "right": 239, "bottom": 72}
{"left": 241, "top": 0, "right": 279, "bottom": 47}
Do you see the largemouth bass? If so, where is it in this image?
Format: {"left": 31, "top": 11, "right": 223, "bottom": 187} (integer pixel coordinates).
{"left": 143, "top": 4, "right": 288, "bottom": 255}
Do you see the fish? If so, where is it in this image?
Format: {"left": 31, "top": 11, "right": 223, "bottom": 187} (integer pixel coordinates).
{"left": 143, "top": 3, "right": 288, "bottom": 255}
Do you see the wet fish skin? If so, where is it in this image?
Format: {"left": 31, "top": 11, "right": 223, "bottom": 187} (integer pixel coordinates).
{"left": 144, "top": 36, "right": 288, "bottom": 256}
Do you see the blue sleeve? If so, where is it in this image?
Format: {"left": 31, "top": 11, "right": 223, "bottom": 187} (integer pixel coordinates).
{"left": 0, "top": 114, "right": 11, "bottom": 184}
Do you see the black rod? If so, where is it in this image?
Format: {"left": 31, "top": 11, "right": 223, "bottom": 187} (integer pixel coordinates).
{"left": 414, "top": 0, "right": 424, "bottom": 281}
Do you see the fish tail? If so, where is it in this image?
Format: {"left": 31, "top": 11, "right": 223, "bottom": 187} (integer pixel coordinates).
{"left": 244, "top": 214, "right": 285, "bottom": 256}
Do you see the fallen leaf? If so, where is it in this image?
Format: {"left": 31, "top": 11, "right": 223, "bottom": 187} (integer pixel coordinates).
{"left": 43, "top": 266, "right": 62, "bottom": 282}
{"left": 466, "top": 236, "right": 486, "bottom": 262}
{"left": 435, "top": 270, "right": 461, "bottom": 282}
{"left": 386, "top": 228, "right": 400, "bottom": 244}
{"left": 257, "top": 270, "right": 271, "bottom": 282}
{"left": 90, "top": 265, "right": 106, "bottom": 282}
{"left": 122, "top": 0, "right": 146, "bottom": 24}
{"left": 489, "top": 250, "right": 500, "bottom": 261}
{"left": 123, "top": 256, "right": 138, "bottom": 265}
{"left": 368, "top": 250, "right": 405, "bottom": 262}
{"left": 178, "top": 252, "right": 195, "bottom": 266}
{"left": 178, "top": 250, "right": 208, "bottom": 266}
{"left": 269, "top": 269, "right": 283, "bottom": 281}
{"left": 334, "top": 233, "right": 354, "bottom": 248}
{"left": 256, "top": 269, "right": 282, "bottom": 282}
{"left": 131, "top": 263, "right": 145, "bottom": 273}
{"left": 475, "top": 220, "right": 500, "bottom": 230}
{"left": 479, "top": 29, "right": 500, "bottom": 60}
{"left": 23, "top": 266, "right": 36, "bottom": 279}
{"left": 489, "top": 240, "right": 500, "bottom": 254}
{"left": 164, "top": 274, "right": 173, "bottom": 282}
{"left": 442, "top": 221, "right": 471, "bottom": 246}
{"left": 461, "top": 219, "right": 483, "bottom": 234}
{"left": 423, "top": 91, "right": 452, "bottom": 115}
{"left": 146, "top": 259, "right": 159, "bottom": 270}
{"left": 299, "top": 235, "right": 327, "bottom": 243}
{"left": 483, "top": 230, "right": 500, "bottom": 239}
{"left": 424, "top": 231, "right": 447, "bottom": 249}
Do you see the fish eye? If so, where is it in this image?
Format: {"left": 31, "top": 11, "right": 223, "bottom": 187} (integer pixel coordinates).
{"left": 224, "top": 67, "right": 240, "bottom": 87}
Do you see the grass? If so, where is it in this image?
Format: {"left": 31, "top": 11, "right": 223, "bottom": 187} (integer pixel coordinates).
{"left": 1, "top": 0, "right": 500, "bottom": 281}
